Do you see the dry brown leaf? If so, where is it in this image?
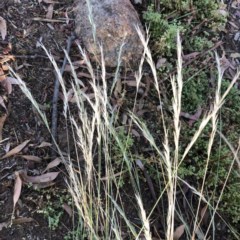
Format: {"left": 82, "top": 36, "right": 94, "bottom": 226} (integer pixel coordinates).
{"left": 77, "top": 72, "right": 93, "bottom": 79}
{"left": 0, "top": 114, "right": 7, "bottom": 141}
{"left": 13, "top": 171, "right": 22, "bottom": 210}
{"left": 0, "top": 67, "right": 6, "bottom": 81}
{"left": 32, "top": 181, "right": 55, "bottom": 189}
{"left": 173, "top": 224, "right": 185, "bottom": 240}
{"left": 0, "top": 139, "right": 30, "bottom": 159}
{"left": 131, "top": 129, "right": 141, "bottom": 138}
{"left": 0, "top": 96, "right": 7, "bottom": 111}
{"left": 0, "top": 221, "right": 9, "bottom": 231}
{"left": 122, "top": 80, "right": 145, "bottom": 87}
{"left": 5, "top": 77, "right": 19, "bottom": 85}
{"left": 62, "top": 203, "right": 73, "bottom": 217}
{"left": 156, "top": 57, "right": 167, "bottom": 69}
{"left": 42, "top": 158, "right": 62, "bottom": 173}
{"left": 64, "top": 60, "right": 85, "bottom": 72}
{"left": 12, "top": 217, "right": 35, "bottom": 225}
{"left": 0, "top": 78, "right": 12, "bottom": 94}
{"left": 20, "top": 171, "right": 60, "bottom": 183}
{"left": 43, "top": 0, "right": 60, "bottom": 3}
{"left": 37, "top": 141, "right": 52, "bottom": 148}
{"left": 0, "top": 17, "right": 7, "bottom": 40}
{"left": 182, "top": 52, "right": 200, "bottom": 61}
{"left": 20, "top": 155, "right": 42, "bottom": 162}
{"left": 2, "top": 65, "right": 9, "bottom": 71}
{"left": 113, "top": 77, "right": 122, "bottom": 98}
{"left": 200, "top": 205, "right": 209, "bottom": 226}
{"left": 46, "top": 4, "right": 54, "bottom": 19}
{"left": 230, "top": 53, "right": 240, "bottom": 58}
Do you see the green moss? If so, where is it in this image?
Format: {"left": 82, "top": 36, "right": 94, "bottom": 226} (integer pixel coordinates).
{"left": 143, "top": 1, "right": 226, "bottom": 56}
{"left": 178, "top": 123, "right": 240, "bottom": 225}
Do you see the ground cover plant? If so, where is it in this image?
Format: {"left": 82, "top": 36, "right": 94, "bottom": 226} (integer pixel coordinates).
{"left": 0, "top": 0, "right": 240, "bottom": 239}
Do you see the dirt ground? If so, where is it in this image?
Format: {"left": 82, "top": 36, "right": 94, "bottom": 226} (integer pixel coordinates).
{"left": 0, "top": 1, "right": 75, "bottom": 239}
{"left": 0, "top": 0, "right": 239, "bottom": 240}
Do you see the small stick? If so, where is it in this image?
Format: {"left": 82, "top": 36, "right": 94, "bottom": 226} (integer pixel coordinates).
{"left": 51, "top": 33, "right": 76, "bottom": 156}
{"left": 32, "top": 17, "right": 68, "bottom": 23}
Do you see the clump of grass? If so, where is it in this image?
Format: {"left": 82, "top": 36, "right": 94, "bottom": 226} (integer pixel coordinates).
{"left": 11, "top": 28, "right": 240, "bottom": 239}
{"left": 9, "top": 2, "right": 240, "bottom": 239}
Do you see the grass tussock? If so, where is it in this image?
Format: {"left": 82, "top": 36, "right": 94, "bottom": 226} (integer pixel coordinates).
{"left": 10, "top": 27, "right": 240, "bottom": 240}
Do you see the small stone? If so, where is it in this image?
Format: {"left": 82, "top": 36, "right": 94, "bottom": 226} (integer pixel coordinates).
{"left": 74, "top": 0, "right": 145, "bottom": 68}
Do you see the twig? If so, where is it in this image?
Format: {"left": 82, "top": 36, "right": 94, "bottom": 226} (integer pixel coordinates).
{"left": 51, "top": 33, "right": 76, "bottom": 156}
{"left": 32, "top": 17, "right": 70, "bottom": 23}
{"left": 14, "top": 54, "right": 52, "bottom": 60}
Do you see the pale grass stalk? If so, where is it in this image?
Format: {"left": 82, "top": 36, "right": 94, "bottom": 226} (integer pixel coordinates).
{"left": 136, "top": 194, "right": 152, "bottom": 240}
{"left": 9, "top": 67, "right": 49, "bottom": 129}
{"left": 136, "top": 25, "right": 168, "bottom": 186}
{"left": 136, "top": 26, "right": 159, "bottom": 96}
{"left": 180, "top": 69, "right": 240, "bottom": 168}
{"left": 166, "top": 32, "right": 183, "bottom": 239}
{"left": 204, "top": 140, "right": 240, "bottom": 238}
{"left": 86, "top": 0, "right": 96, "bottom": 44}
{"left": 192, "top": 53, "right": 222, "bottom": 239}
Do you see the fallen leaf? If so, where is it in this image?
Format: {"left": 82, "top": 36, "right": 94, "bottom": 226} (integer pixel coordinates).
{"left": 0, "top": 139, "right": 30, "bottom": 159}
{"left": 200, "top": 205, "right": 209, "bottom": 226}
{"left": 12, "top": 217, "right": 35, "bottom": 225}
{"left": 20, "top": 171, "right": 60, "bottom": 183}
{"left": 43, "top": 0, "right": 59, "bottom": 3}
{"left": 122, "top": 80, "right": 145, "bottom": 87}
{"left": 0, "top": 221, "right": 9, "bottom": 231}
{"left": 131, "top": 129, "right": 141, "bottom": 138}
{"left": 77, "top": 72, "right": 93, "bottom": 79}
{"left": 0, "top": 67, "right": 6, "bottom": 81}
{"left": 32, "top": 181, "right": 55, "bottom": 189}
{"left": 5, "top": 77, "right": 19, "bottom": 85}
{"left": 46, "top": 4, "right": 54, "bottom": 19}
{"left": 13, "top": 171, "right": 22, "bottom": 210}
{"left": 62, "top": 203, "right": 73, "bottom": 217}
{"left": 195, "top": 227, "right": 205, "bottom": 240}
{"left": 0, "top": 17, "right": 7, "bottom": 40}
{"left": 2, "top": 65, "right": 9, "bottom": 71}
{"left": 0, "top": 78, "right": 12, "bottom": 94}
{"left": 113, "top": 76, "right": 122, "bottom": 98}
{"left": 20, "top": 155, "right": 42, "bottom": 162}
{"left": 42, "top": 158, "right": 62, "bottom": 173}
{"left": 173, "top": 224, "right": 185, "bottom": 240}
{"left": 4, "top": 142, "right": 10, "bottom": 152}
{"left": 230, "top": 53, "right": 240, "bottom": 59}
{"left": 156, "top": 57, "right": 167, "bottom": 69}
{"left": 0, "top": 114, "right": 7, "bottom": 141}
{"left": 0, "top": 96, "right": 7, "bottom": 111}
{"left": 182, "top": 52, "right": 200, "bottom": 61}
{"left": 188, "top": 107, "right": 202, "bottom": 126}
{"left": 133, "top": 0, "right": 142, "bottom": 4}
{"left": 37, "top": 141, "right": 52, "bottom": 148}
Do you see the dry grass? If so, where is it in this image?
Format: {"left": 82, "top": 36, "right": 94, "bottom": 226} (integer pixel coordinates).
{"left": 10, "top": 25, "right": 240, "bottom": 240}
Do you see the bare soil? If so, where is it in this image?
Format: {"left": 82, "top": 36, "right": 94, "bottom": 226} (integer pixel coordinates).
{"left": 0, "top": 1, "right": 75, "bottom": 239}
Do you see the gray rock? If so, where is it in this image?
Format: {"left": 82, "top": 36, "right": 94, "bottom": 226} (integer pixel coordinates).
{"left": 74, "top": 0, "right": 144, "bottom": 68}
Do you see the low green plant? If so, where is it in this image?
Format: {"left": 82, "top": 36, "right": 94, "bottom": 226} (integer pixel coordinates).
{"left": 143, "top": 1, "right": 227, "bottom": 56}
{"left": 37, "top": 190, "right": 72, "bottom": 231}
{"left": 179, "top": 125, "right": 240, "bottom": 224}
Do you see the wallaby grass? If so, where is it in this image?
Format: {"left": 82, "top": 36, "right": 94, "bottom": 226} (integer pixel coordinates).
{"left": 10, "top": 25, "right": 240, "bottom": 239}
